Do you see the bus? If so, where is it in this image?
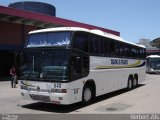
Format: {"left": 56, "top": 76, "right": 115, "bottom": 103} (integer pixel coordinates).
{"left": 146, "top": 55, "right": 160, "bottom": 73}
{"left": 19, "top": 27, "right": 146, "bottom": 105}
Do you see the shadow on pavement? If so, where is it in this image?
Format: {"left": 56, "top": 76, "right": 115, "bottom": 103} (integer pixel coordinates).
{"left": 21, "top": 84, "right": 145, "bottom": 113}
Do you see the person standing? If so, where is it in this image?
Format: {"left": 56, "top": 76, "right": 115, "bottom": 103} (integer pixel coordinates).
{"left": 10, "top": 66, "right": 17, "bottom": 88}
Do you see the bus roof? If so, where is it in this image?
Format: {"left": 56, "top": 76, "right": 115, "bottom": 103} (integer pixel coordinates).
{"left": 29, "top": 27, "right": 145, "bottom": 48}
{"left": 147, "top": 55, "right": 160, "bottom": 58}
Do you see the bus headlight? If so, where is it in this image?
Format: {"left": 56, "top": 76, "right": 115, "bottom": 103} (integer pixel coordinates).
{"left": 150, "top": 68, "right": 154, "bottom": 71}
{"left": 21, "top": 85, "right": 28, "bottom": 90}
{"left": 51, "top": 89, "right": 67, "bottom": 93}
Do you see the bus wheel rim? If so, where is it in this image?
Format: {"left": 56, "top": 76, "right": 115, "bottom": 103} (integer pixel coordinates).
{"left": 84, "top": 88, "right": 92, "bottom": 102}
{"left": 129, "top": 80, "right": 132, "bottom": 89}
{"left": 134, "top": 78, "right": 137, "bottom": 86}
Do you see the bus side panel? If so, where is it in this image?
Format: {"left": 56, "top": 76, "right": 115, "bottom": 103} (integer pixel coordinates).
{"left": 136, "top": 67, "right": 146, "bottom": 84}
{"left": 68, "top": 80, "right": 84, "bottom": 104}
{"left": 89, "top": 56, "right": 146, "bottom": 97}
{"left": 89, "top": 67, "right": 146, "bottom": 97}
{"left": 89, "top": 69, "right": 128, "bottom": 97}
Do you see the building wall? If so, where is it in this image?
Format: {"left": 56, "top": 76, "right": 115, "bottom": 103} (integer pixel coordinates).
{"left": 0, "top": 21, "right": 22, "bottom": 45}
{"left": 0, "top": 21, "right": 37, "bottom": 49}
{"left": 0, "top": 21, "right": 37, "bottom": 78}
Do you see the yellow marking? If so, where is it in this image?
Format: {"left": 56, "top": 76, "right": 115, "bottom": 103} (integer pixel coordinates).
{"left": 24, "top": 80, "right": 30, "bottom": 85}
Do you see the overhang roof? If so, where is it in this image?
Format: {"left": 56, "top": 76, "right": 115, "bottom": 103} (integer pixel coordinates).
{"left": 0, "top": 5, "right": 120, "bottom": 36}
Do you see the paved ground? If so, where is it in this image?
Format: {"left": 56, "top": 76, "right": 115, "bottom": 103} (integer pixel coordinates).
{"left": 0, "top": 74, "right": 160, "bottom": 115}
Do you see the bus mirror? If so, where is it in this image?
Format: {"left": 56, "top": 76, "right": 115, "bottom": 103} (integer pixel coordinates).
{"left": 76, "top": 56, "right": 80, "bottom": 60}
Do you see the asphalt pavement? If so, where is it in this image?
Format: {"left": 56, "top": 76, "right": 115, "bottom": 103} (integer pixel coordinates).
{"left": 0, "top": 74, "right": 160, "bottom": 120}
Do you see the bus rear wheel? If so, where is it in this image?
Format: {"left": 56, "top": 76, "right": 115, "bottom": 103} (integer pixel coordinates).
{"left": 82, "top": 85, "right": 93, "bottom": 105}
{"left": 133, "top": 77, "right": 138, "bottom": 88}
{"left": 127, "top": 77, "right": 133, "bottom": 91}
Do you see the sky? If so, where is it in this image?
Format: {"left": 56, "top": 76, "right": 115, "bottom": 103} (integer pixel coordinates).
{"left": 0, "top": 0, "right": 160, "bottom": 43}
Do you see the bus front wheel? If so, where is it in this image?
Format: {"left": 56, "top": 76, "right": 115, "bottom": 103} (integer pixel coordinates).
{"left": 82, "top": 85, "right": 93, "bottom": 105}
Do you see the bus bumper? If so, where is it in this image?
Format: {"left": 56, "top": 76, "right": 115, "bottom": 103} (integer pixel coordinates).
{"left": 20, "top": 89, "right": 73, "bottom": 105}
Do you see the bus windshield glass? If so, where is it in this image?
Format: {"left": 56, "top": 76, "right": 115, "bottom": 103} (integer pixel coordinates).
{"left": 150, "top": 58, "right": 160, "bottom": 70}
{"left": 26, "top": 31, "right": 72, "bottom": 47}
{"left": 21, "top": 49, "right": 70, "bottom": 81}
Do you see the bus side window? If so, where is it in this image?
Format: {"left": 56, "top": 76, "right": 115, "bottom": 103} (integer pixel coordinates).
{"left": 89, "top": 35, "right": 103, "bottom": 55}
{"left": 110, "top": 40, "right": 115, "bottom": 56}
{"left": 139, "top": 48, "right": 143, "bottom": 59}
{"left": 115, "top": 41, "right": 124, "bottom": 57}
{"left": 131, "top": 47, "right": 136, "bottom": 58}
{"left": 105, "top": 38, "right": 115, "bottom": 56}
{"left": 124, "top": 44, "right": 131, "bottom": 58}
{"left": 137, "top": 48, "right": 140, "bottom": 59}
{"left": 73, "top": 32, "right": 88, "bottom": 53}
{"left": 143, "top": 48, "right": 146, "bottom": 59}
{"left": 104, "top": 38, "right": 108, "bottom": 56}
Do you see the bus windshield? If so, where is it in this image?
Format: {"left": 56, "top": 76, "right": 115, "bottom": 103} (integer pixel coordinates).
{"left": 26, "top": 31, "right": 72, "bottom": 47}
{"left": 21, "top": 49, "right": 70, "bottom": 81}
{"left": 150, "top": 58, "right": 160, "bottom": 70}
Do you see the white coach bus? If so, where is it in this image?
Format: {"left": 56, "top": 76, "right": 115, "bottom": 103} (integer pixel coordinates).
{"left": 19, "top": 27, "right": 146, "bottom": 105}
{"left": 146, "top": 55, "right": 160, "bottom": 73}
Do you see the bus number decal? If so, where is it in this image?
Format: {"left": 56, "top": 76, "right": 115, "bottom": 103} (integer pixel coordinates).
{"left": 73, "top": 88, "right": 79, "bottom": 94}
{"left": 54, "top": 83, "right": 61, "bottom": 88}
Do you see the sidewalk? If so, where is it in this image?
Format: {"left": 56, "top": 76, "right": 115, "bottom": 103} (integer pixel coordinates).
{"left": 0, "top": 77, "right": 11, "bottom": 81}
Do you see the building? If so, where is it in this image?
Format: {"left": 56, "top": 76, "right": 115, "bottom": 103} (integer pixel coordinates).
{"left": 137, "top": 38, "right": 160, "bottom": 56}
{"left": 138, "top": 38, "right": 151, "bottom": 48}
{"left": 0, "top": 2, "right": 120, "bottom": 78}
{"left": 149, "top": 37, "right": 160, "bottom": 55}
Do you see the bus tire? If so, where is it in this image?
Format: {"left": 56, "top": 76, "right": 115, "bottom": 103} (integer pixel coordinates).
{"left": 82, "top": 85, "right": 93, "bottom": 105}
{"left": 133, "top": 76, "right": 138, "bottom": 88}
{"left": 127, "top": 77, "right": 133, "bottom": 91}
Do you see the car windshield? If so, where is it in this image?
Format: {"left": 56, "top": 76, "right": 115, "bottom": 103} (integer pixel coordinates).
{"left": 20, "top": 49, "right": 70, "bottom": 81}
{"left": 26, "top": 31, "right": 72, "bottom": 47}
{"left": 150, "top": 58, "right": 160, "bottom": 70}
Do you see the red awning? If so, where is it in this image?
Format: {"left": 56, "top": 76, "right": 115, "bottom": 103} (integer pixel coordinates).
{"left": 0, "top": 5, "right": 120, "bottom": 36}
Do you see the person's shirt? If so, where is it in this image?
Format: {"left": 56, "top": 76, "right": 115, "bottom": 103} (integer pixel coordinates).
{"left": 10, "top": 67, "right": 16, "bottom": 76}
